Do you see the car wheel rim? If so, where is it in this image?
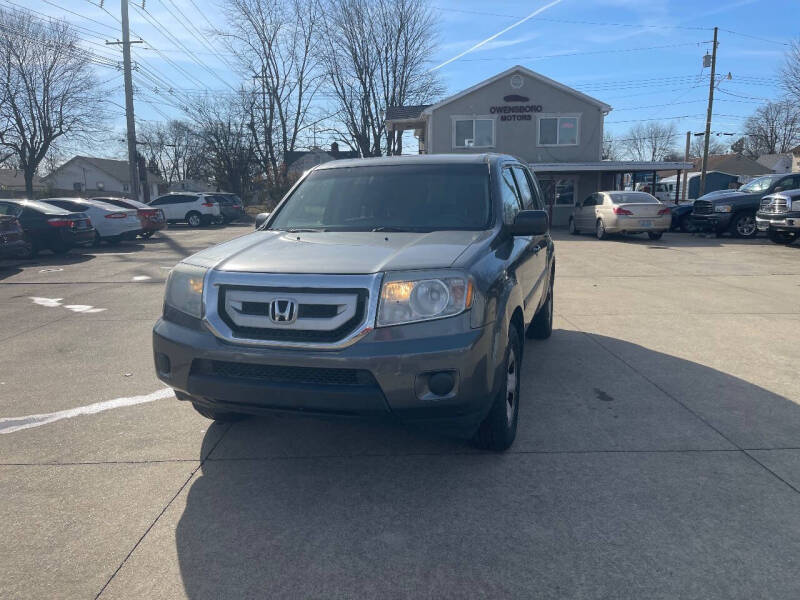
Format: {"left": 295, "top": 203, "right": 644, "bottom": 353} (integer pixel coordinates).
{"left": 738, "top": 216, "right": 756, "bottom": 236}
{"left": 506, "top": 346, "right": 517, "bottom": 425}
{"left": 189, "top": 215, "right": 199, "bottom": 226}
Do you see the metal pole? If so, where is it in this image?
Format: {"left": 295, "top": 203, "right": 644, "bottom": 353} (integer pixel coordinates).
{"left": 120, "top": 0, "right": 139, "bottom": 201}
{"left": 700, "top": 27, "right": 718, "bottom": 197}
{"left": 682, "top": 130, "right": 691, "bottom": 202}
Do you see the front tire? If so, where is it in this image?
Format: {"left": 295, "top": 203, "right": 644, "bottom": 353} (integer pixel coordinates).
{"left": 679, "top": 214, "right": 696, "bottom": 233}
{"left": 596, "top": 218, "right": 608, "bottom": 240}
{"left": 648, "top": 231, "right": 663, "bottom": 241}
{"left": 730, "top": 212, "right": 757, "bottom": 239}
{"left": 568, "top": 217, "right": 579, "bottom": 235}
{"left": 473, "top": 326, "right": 522, "bottom": 452}
{"left": 768, "top": 230, "right": 798, "bottom": 245}
{"left": 191, "top": 402, "right": 246, "bottom": 422}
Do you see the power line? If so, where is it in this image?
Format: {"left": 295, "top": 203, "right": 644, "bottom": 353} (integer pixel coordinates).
{"left": 455, "top": 42, "right": 705, "bottom": 62}
{"left": 720, "top": 29, "right": 791, "bottom": 46}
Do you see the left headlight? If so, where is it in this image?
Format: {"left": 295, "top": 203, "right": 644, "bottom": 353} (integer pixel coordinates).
{"left": 377, "top": 271, "right": 473, "bottom": 327}
{"left": 164, "top": 263, "right": 207, "bottom": 318}
{"left": 714, "top": 204, "right": 732, "bottom": 213}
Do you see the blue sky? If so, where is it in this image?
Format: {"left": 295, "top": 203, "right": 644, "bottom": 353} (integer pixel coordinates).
{"left": 18, "top": 0, "right": 800, "bottom": 151}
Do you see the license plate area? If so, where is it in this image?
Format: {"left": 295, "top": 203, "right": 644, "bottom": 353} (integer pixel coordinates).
{"left": 639, "top": 220, "right": 652, "bottom": 227}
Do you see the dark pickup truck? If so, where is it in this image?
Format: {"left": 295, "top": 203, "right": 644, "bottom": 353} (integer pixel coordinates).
{"left": 691, "top": 173, "right": 800, "bottom": 238}
{"left": 757, "top": 189, "right": 800, "bottom": 244}
{"left": 153, "top": 154, "right": 555, "bottom": 451}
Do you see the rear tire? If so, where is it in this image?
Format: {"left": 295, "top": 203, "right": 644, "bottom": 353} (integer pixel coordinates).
{"left": 473, "top": 325, "right": 522, "bottom": 452}
{"left": 191, "top": 402, "right": 246, "bottom": 422}
{"left": 527, "top": 272, "right": 553, "bottom": 339}
{"left": 568, "top": 218, "right": 579, "bottom": 235}
{"left": 186, "top": 211, "right": 202, "bottom": 227}
{"left": 679, "top": 214, "right": 695, "bottom": 233}
{"left": 647, "top": 231, "right": 663, "bottom": 241}
{"left": 768, "top": 230, "right": 798, "bottom": 245}
{"left": 18, "top": 235, "right": 38, "bottom": 258}
{"left": 596, "top": 218, "right": 608, "bottom": 240}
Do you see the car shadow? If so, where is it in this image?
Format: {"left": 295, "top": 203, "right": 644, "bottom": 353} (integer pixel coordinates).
{"left": 552, "top": 229, "right": 793, "bottom": 248}
{"left": 173, "top": 330, "right": 800, "bottom": 599}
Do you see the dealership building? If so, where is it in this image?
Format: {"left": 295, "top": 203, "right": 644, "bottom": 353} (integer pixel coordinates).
{"left": 386, "top": 66, "right": 691, "bottom": 226}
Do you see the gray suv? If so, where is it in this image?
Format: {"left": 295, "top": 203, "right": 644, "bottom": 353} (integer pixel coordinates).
{"left": 153, "top": 154, "right": 555, "bottom": 450}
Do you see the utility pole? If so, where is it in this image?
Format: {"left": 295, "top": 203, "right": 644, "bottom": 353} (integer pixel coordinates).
{"left": 700, "top": 26, "right": 718, "bottom": 197}
{"left": 107, "top": 0, "right": 142, "bottom": 201}
{"left": 682, "top": 130, "right": 691, "bottom": 202}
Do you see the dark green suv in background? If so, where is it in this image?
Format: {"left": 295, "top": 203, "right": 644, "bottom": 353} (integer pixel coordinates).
{"left": 153, "top": 154, "right": 555, "bottom": 451}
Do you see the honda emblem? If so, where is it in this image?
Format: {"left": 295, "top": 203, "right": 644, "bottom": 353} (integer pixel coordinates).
{"left": 269, "top": 298, "right": 297, "bottom": 324}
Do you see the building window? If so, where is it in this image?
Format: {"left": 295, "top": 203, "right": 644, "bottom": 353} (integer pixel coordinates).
{"left": 453, "top": 117, "right": 494, "bottom": 148}
{"left": 73, "top": 182, "right": 83, "bottom": 191}
{"left": 537, "top": 115, "right": 579, "bottom": 146}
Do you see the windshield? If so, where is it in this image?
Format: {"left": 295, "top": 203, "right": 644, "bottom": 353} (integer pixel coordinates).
{"left": 740, "top": 175, "right": 780, "bottom": 193}
{"left": 269, "top": 164, "right": 491, "bottom": 232}
{"left": 609, "top": 192, "right": 658, "bottom": 204}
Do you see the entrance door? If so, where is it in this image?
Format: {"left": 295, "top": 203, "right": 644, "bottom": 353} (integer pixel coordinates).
{"left": 539, "top": 176, "right": 578, "bottom": 227}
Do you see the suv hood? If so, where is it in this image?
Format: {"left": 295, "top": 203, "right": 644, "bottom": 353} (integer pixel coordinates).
{"left": 702, "top": 191, "right": 756, "bottom": 203}
{"left": 184, "top": 229, "right": 487, "bottom": 273}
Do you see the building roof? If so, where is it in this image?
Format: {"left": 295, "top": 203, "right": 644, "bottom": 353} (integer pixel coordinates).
{"left": 385, "top": 105, "right": 432, "bottom": 122}
{"left": 285, "top": 148, "right": 359, "bottom": 166}
{"left": 0, "top": 169, "right": 45, "bottom": 190}
{"left": 756, "top": 153, "right": 791, "bottom": 170}
{"left": 45, "top": 156, "right": 163, "bottom": 184}
{"left": 689, "top": 153, "right": 767, "bottom": 177}
{"left": 422, "top": 65, "right": 612, "bottom": 117}
{"left": 531, "top": 160, "right": 693, "bottom": 173}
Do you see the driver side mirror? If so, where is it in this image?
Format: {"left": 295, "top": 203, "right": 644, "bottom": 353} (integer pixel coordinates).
{"left": 509, "top": 210, "right": 549, "bottom": 236}
{"left": 773, "top": 186, "right": 786, "bottom": 193}
{"left": 254, "top": 212, "right": 270, "bottom": 229}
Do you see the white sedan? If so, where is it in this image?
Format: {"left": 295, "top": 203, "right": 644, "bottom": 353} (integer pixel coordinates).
{"left": 39, "top": 197, "right": 141, "bottom": 245}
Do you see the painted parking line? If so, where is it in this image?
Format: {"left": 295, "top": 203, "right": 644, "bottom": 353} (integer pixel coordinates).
{"left": 0, "top": 388, "right": 174, "bottom": 434}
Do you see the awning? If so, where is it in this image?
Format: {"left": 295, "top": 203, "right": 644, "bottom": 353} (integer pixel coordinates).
{"left": 530, "top": 161, "right": 693, "bottom": 172}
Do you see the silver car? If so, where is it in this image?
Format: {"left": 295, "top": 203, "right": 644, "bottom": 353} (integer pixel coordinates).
{"left": 569, "top": 191, "right": 671, "bottom": 240}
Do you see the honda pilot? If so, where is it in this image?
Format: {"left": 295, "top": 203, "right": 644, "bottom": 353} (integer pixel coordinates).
{"left": 153, "top": 154, "right": 555, "bottom": 451}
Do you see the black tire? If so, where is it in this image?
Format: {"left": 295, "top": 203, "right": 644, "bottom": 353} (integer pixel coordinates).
{"left": 191, "top": 402, "right": 246, "bottom": 422}
{"left": 92, "top": 231, "right": 102, "bottom": 247}
{"left": 768, "top": 230, "right": 798, "bottom": 245}
{"left": 186, "top": 211, "right": 202, "bottom": 227}
{"left": 648, "top": 231, "right": 663, "bottom": 241}
{"left": 18, "top": 235, "right": 38, "bottom": 259}
{"left": 473, "top": 325, "right": 522, "bottom": 452}
{"left": 730, "top": 212, "right": 757, "bottom": 239}
{"left": 679, "top": 214, "right": 696, "bottom": 233}
{"left": 568, "top": 217, "right": 579, "bottom": 235}
{"left": 527, "top": 271, "right": 553, "bottom": 339}
{"left": 596, "top": 218, "right": 608, "bottom": 240}
{"left": 49, "top": 240, "right": 70, "bottom": 254}
{"left": 106, "top": 236, "right": 122, "bottom": 245}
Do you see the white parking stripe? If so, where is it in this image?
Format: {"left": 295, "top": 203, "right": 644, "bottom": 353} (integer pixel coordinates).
{"left": 0, "top": 388, "right": 175, "bottom": 434}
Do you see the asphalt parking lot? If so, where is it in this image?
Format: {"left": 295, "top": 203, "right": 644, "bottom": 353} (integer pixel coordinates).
{"left": 1, "top": 226, "right": 799, "bottom": 599}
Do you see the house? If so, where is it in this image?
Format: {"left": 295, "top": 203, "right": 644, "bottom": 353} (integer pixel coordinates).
{"left": 0, "top": 169, "right": 46, "bottom": 198}
{"left": 658, "top": 171, "right": 740, "bottom": 200}
{"left": 386, "top": 65, "right": 692, "bottom": 226}
{"left": 690, "top": 153, "right": 768, "bottom": 179}
{"left": 285, "top": 143, "right": 360, "bottom": 176}
{"left": 791, "top": 145, "right": 800, "bottom": 173}
{"left": 43, "top": 156, "right": 162, "bottom": 201}
{"left": 756, "top": 153, "right": 792, "bottom": 174}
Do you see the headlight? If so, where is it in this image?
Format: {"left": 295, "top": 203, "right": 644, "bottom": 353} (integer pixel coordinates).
{"left": 377, "top": 271, "right": 473, "bottom": 327}
{"left": 164, "top": 263, "right": 207, "bottom": 318}
{"left": 714, "top": 204, "right": 732, "bottom": 213}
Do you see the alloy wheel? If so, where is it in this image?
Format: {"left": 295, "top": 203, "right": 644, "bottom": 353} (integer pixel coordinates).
{"left": 736, "top": 215, "right": 756, "bottom": 237}
{"left": 505, "top": 345, "right": 517, "bottom": 425}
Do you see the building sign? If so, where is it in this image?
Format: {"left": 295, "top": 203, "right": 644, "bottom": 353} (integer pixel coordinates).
{"left": 490, "top": 95, "right": 542, "bottom": 121}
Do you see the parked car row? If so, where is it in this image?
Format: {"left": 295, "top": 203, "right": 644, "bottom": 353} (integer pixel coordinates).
{"left": 568, "top": 174, "right": 800, "bottom": 246}
{"left": 0, "top": 192, "right": 246, "bottom": 259}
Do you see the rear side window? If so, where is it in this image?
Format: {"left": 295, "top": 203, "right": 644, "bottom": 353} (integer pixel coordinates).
{"left": 44, "top": 200, "right": 84, "bottom": 212}
{"left": 0, "top": 202, "right": 21, "bottom": 216}
{"left": 501, "top": 168, "right": 522, "bottom": 225}
{"left": 609, "top": 193, "right": 658, "bottom": 204}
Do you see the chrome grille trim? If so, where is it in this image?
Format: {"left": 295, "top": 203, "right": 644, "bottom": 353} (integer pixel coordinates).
{"left": 203, "top": 271, "right": 383, "bottom": 349}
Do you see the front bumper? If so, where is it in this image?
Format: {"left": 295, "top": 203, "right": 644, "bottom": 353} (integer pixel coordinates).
{"left": 61, "top": 228, "right": 95, "bottom": 247}
{"left": 153, "top": 312, "right": 498, "bottom": 431}
{"left": 756, "top": 211, "right": 800, "bottom": 232}
{"left": 691, "top": 213, "right": 732, "bottom": 232}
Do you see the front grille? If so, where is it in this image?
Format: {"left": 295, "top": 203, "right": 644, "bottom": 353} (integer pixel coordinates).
{"left": 219, "top": 286, "right": 368, "bottom": 343}
{"left": 193, "top": 359, "right": 377, "bottom": 387}
{"left": 760, "top": 197, "right": 788, "bottom": 213}
{"left": 693, "top": 200, "right": 712, "bottom": 215}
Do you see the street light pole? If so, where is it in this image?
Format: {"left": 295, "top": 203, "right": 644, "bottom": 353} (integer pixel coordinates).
{"left": 700, "top": 26, "right": 718, "bottom": 197}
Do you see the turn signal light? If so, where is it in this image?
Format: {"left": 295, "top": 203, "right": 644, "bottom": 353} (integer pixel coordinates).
{"left": 657, "top": 207, "right": 671, "bottom": 215}
{"left": 613, "top": 206, "right": 633, "bottom": 215}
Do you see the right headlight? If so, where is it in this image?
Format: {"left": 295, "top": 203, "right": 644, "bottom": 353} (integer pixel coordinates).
{"left": 377, "top": 271, "right": 473, "bottom": 327}
{"left": 714, "top": 204, "right": 732, "bottom": 213}
{"left": 164, "top": 263, "right": 207, "bottom": 319}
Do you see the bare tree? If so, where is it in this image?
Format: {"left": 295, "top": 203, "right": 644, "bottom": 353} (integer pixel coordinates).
{"left": 742, "top": 100, "right": 800, "bottom": 156}
{"left": 193, "top": 93, "right": 256, "bottom": 200}
{"left": 690, "top": 135, "right": 727, "bottom": 158}
{"left": 225, "top": 0, "right": 322, "bottom": 200}
{"left": 137, "top": 120, "right": 204, "bottom": 185}
{"left": 602, "top": 132, "right": 620, "bottom": 161}
{"left": 321, "top": 0, "right": 442, "bottom": 157}
{"left": 0, "top": 9, "right": 107, "bottom": 196}
{"left": 623, "top": 122, "right": 677, "bottom": 161}
{"left": 781, "top": 38, "right": 800, "bottom": 98}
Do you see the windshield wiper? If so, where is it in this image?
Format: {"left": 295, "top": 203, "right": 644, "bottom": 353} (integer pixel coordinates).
{"left": 370, "top": 226, "right": 421, "bottom": 232}
{"left": 281, "top": 227, "right": 327, "bottom": 233}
